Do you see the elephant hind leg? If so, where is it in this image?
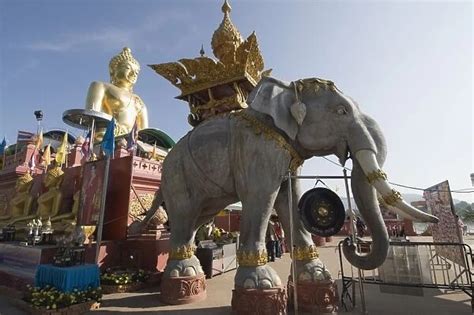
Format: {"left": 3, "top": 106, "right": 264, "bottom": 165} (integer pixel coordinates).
{"left": 164, "top": 198, "right": 203, "bottom": 278}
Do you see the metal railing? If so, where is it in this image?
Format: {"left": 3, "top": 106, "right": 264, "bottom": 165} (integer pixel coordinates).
{"left": 338, "top": 239, "right": 474, "bottom": 312}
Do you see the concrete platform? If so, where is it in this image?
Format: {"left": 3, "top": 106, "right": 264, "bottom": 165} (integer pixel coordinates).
{"left": 0, "top": 236, "right": 471, "bottom": 314}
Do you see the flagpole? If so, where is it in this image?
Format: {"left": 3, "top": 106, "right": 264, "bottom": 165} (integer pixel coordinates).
{"left": 95, "top": 156, "right": 110, "bottom": 264}
{"left": 90, "top": 119, "right": 95, "bottom": 161}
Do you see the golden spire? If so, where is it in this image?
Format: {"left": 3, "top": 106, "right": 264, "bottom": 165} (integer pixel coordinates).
{"left": 211, "top": 0, "right": 243, "bottom": 64}
{"left": 149, "top": 0, "right": 270, "bottom": 126}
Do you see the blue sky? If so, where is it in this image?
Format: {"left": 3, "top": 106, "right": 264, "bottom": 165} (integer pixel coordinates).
{"left": 0, "top": 0, "right": 472, "bottom": 202}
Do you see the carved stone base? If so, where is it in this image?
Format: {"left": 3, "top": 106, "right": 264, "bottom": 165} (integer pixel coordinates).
{"left": 160, "top": 274, "right": 206, "bottom": 305}
{"left": 231, "top": 286, "right": 287, "bottom": 315}
{"left": 287, "top": 278, "right": 338, "bottom": 314}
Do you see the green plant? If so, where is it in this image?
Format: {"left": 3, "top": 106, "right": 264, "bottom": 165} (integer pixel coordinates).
{"left": 100, "top": 268, "right": 150, "bottom": 285}
{"left": 24, "top": 284, "right": 102, "bottom": 310}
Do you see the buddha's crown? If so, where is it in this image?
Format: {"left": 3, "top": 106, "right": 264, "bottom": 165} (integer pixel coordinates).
{"left": 109, "top": 47, "right": 140, "bottom": 77}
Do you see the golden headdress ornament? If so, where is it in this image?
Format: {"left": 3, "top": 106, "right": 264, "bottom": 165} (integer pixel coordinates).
{"left": 48, "top": 166, "right": 64, "bottom": 178}
{"left": 109, "top": 47, "right": 140, "bottom": 79}
{"left": 17, "top": 173, "right": 33, "bottom": 185}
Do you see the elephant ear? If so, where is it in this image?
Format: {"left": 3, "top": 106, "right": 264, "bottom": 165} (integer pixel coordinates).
{"left": 248, "top": 77, "right": 302, "bottom": 140}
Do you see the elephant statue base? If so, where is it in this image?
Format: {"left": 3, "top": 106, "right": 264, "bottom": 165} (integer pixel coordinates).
{"left": 159, "top": 274, "right": 207, "bottom": 305}
{"left": 287, "top": 278, "right": 339, "bottom": 314}
{"left": 231, "top": 286, "right": 287, "bottom": 315}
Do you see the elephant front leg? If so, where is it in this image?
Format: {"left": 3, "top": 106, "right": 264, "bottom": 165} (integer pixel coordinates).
{"left": 274, "top": 176, "right": 332, "bottom": 282}
{"left": 232, "top": 193, "right": 288, "bottom": 315}
{"left": 234, "top": 194, "right": 282, "bottom": 289}
{"left": 274, "top": 175, "right": 338, "bottom": 313}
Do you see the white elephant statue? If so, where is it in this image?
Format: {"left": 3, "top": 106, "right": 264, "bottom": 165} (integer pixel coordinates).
{"left": 133, "top": 76, "right": 438, "bottom": 290}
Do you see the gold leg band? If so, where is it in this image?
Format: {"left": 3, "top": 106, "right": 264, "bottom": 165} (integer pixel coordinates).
{"left": 382, "top": 189, "right": 402, "bottom": 206}
{"left": 292, "top": 245, "right": 319, "bottom": 261}
{"left": 237, "top": 249, "right": 268, "bottom": 267}
{"left": 169, "top": 244, "right": 196, "bottom": 260}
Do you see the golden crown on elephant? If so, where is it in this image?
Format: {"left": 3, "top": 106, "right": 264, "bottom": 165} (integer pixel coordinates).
{"left": 149, "top": 0, "right": 270, "bottom": 98}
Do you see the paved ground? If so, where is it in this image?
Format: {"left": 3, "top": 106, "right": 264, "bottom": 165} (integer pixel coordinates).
{"left": 0, "top": 236, "right": 472, "bottom": 314}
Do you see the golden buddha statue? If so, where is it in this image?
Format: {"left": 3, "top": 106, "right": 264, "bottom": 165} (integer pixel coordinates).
{"left": 85, "top": 47, "right": 149, "bottom": 141}
{"left": 0, "top": 173, "right": 34, "bottom": 224}
{"left": 51, "top": 189, "right": 80, "bottom": 232}
{"left": 36, "top": 166, "right": 65, "bottom": 221}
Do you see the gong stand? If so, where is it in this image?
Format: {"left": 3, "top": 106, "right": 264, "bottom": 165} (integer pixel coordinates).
{"left": 284, "top": 170, "right": 368, "bottom": 315}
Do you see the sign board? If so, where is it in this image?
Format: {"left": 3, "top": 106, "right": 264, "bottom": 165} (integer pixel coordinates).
{"left": 78, "top": 159, "right": 108, "bottom": 225}
{"left": 423, "top": 180, "right": 465, "bottom": 267}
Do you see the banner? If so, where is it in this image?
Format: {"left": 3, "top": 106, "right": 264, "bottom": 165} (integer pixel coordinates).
{"left": 424, "top": 180, "right": 465, "bottom": 267}
{"left": 78, "top": 159, "right": 108, "bottom": 225}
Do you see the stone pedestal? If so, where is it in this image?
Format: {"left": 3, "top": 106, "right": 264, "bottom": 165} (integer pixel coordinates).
{"left": 287, "top": 278, "right": 338, "bottom": 314}
{"left": 160, "top": 274, "right": 207, "bottom": 305}
{"left": 231, "top": 286, "right": 287, "bottom": 315}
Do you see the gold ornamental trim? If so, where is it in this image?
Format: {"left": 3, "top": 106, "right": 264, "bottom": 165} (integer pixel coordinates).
{"left": 366, "top": 169, "right": 387, "bottom": 184}
{"left": 232, "top": 111, "right": 304, "bottom": 172}
{"left": 237, "top": 249, "right": 268, "bottom": 266}
{"left": 383, "top": 190, "right": 402, "bottom": 206}
{"left": 292, "top": 245, "right": 319, "bottom": 261}
{"left": 169, "top": 245, "right": 196, "bottom": 260}
{"left": 128, "top": 193, "right": 154, "bottom": 220}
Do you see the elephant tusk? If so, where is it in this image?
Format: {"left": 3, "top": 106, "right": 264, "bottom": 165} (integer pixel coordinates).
{"left": 354, "top": 150, "right": 439, "bottom": 223}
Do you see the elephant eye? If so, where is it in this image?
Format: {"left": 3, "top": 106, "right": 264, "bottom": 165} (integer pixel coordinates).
{"left": 336, "top": 107, "right": 348, "bottom": 115}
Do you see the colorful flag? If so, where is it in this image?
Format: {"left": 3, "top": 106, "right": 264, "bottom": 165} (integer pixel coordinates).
{"left": 55, "top": 131, "right": 68, "bottom": 166}
{"left": 127, "top": 120, "right": 138, "bottom": 151}
{"left": 42, "top": 144, "right": 51, "bottom": 167}
{"left": 101, "top": 118, "right": 115, "bottom": 157}
{"left": 82, "top": 130, "right": 92, "bottom": 160}
{"left": 0, "top": 137, "right": 6, "bottom": 155}
{"left": 35, "top": 129, "right": 43, "bottom": 149}
{"left": 17, "top": 130, "right": 35, "bottom": 143}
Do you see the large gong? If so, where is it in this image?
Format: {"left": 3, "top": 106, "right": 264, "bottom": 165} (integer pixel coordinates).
{"left": 298, "top": 187, "right": 346, "bottom": 237}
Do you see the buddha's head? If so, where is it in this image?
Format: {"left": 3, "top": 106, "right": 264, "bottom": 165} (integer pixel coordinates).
{"left": 16, "top": 173, "right": 33, "bottom": 192}
{"left": 109, "top": 47, "right": 140, "bottom": 89}
{"left": 44, "top": 166, "right": 64, "bottom": 188}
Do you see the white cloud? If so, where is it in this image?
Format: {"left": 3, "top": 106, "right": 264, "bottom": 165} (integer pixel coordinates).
{"left": 24, "top": 9, "right": 194, "bottom": 53}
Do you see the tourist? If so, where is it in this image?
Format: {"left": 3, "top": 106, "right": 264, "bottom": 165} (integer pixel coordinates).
{"left": 266, "top": 220, "right": 277, "bottom": 262}
{"left": 356, "top": 216, "right": 366, "bottom": 238}
{"left": 271, "top": 215, "right": 285, "bottom": 258}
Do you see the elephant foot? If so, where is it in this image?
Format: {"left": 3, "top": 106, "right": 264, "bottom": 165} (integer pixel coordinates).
{"left": 294, "top": 258, "right": 332, "bottom": 282}
{"left": 288, "top": 255, "right": 338, "bottom": 314}
{"left": 234, "top": 265, "right": 282, "bottom": 289}
{"left": 164, "top": 255, "right": 204, "bottom": 278}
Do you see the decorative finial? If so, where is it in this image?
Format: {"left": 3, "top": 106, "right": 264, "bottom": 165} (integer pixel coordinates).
{"left": 200, "top": 44, "right": 205, "bottom": 57}
{"left": 222, "top": 0, "right": 231, "bottom": 15}
{"left": 212, "top": 0, "right": 243, "bottom": 63}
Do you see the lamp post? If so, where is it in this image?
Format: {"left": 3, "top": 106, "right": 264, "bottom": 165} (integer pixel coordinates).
{"left": 34, "top": 110, "right": 43, "bottom": 134}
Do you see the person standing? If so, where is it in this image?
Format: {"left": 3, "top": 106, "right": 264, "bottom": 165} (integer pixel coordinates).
{"left": 266, "top": 220, "right": 277, "bottom": 262}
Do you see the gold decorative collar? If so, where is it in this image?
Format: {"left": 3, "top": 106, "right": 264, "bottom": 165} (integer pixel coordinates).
{"left": 232, "top": 110, "right": 304, "bottom": 172}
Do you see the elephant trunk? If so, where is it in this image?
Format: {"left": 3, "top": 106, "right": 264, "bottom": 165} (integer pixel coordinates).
{"left": 342, "top": 115, "right": 438, "bottom": 270}
{"left": 343, "top": 158, "right": 389, "bottom": 270}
